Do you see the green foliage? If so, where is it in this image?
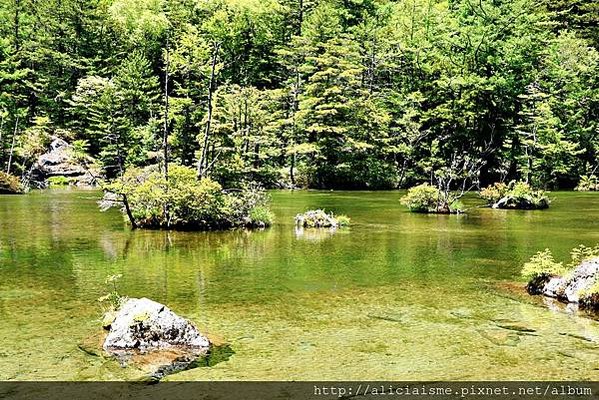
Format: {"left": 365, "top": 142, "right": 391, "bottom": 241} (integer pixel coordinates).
{"left": 103, "top": 165, "right": 273, "bottom": 230}
{"left": 249, "top": 206, "right": 275, "bottom": 228}
{"left": 0, "top": 172, "right": 23, "bottom": 193}
{"left": 480, "top": 181, "right": 550, "bottom": 210}
{"left": 575, "top": 175, "right": 599, "bottom": 191}
{"left": 336, "top": 215, "right": 351, "bottom": 227}
{"left": 97, "top": 274, "right": 126, "bottom": 310}
{"left": 568, "top": 244, "right": 599, "bottom": 269}
{"left": 523, "top": 244, "right": 599, "bottom": 281}
{"left": 1, "top": 0, "right": 598, "bottom": 191}
{"left": 47, "top": 176, "right": 73, "bottom": 187}
{"left": 400, "top": 183, "right": 442, "bottom": 213}
{"left": 400, "top": 183, "right": 465, "bottom": 214}
{"left": 521, "top": 249, "right": 566, "bottom": 280}
{"left": 97, "top": 273, "right": 127, "bottom": 328}
{"left": 480, "top": 182, "right": 509, "bottom": 204}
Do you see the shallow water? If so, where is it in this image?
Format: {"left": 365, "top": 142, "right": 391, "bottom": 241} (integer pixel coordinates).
{"left": 1, "top": 189, "right": 599, "bottom": 380}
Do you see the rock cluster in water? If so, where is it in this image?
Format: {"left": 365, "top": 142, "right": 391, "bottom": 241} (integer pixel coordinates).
{"left": 29, "top": 137, "right": 99, "bottom": 188}
{"left": 492, "top": 195, "right": 549, "bottom": 210}
{"left": 103, "top": 297, "right": 211, "bottom": 353}
{"left": 294, "top": 209, "right": 349, "bottom": 228}
{"left": 527, "top": 257, "right": 599, "bottom": 309}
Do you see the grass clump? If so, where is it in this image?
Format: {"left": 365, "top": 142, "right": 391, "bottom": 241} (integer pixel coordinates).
{"left": 0, "top": 172, "right": 24, "bottom": 194}
{"left": 480, "top": 181, "right": 549, "bottom": 210}
{"left": 101, "top": 165, "right": 273, "bottom": 230}
{"left": 400, "top": 183, "right": 464, "bottom": 214}
{"left": 295, "top": 209, "right": 350, "bottom": 228}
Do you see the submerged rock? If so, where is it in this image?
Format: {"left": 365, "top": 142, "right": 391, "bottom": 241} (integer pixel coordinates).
{"left": 103, "top": 297, "right": 211, "bottom": 353}
{"left": 527, "top": 258, "right": 599, "bottom": 309}
{"left": 29, "top": 137, "right": 100, "bottom": 188}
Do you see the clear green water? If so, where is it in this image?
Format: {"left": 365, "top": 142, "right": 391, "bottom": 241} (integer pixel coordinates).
{"left": 2, "top": 189, "right": 599, "bottom": 381}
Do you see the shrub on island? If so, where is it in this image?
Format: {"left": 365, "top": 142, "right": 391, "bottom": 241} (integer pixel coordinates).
{"left": 480, "top": 181, "right": 549, "bottom": 210}
{"left": 400, "top": 183, "right": 464, "bottom": 214}
{"left": 575, "top": 175, "right": 599, "bottom": 191}
{"left": 523, "top": 245, "right": 599, "bottom": 311}
{"left": 295, "top": 209, "right": 350, "bottom": 228}
{"left": 0, "top": 172, "right": 24, "bottom": 194}
{"left": 101, "top": 165, "right": 274, "bottom": 230}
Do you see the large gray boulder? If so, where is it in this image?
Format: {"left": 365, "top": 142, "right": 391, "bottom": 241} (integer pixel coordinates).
{"left": 103, "top": 298, "right": 211, "bottom": 353}
{"left": 528, "top": 258, "right": 599, "bottom": 307}
{"left": 29, "top": 137, "right": 99, "bottom": 187}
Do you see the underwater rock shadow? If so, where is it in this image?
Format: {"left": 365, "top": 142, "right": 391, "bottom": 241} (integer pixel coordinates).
{"left": 109, "top": 343, "right": 236, "bottom": 382}
{"left": 148, "top": 343, "right": 235, "bottom": 381}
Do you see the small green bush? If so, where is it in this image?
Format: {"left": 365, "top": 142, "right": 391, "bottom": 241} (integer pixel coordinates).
{"left": 575, "top": 175, "right": 599, "bottom": 191}
{"left": 568, "top": 244, "right": 599, "bottom": 268}
{"left": 295, "top": 209, "right": 350, "bottom": 228}
{"left": 521, "top": 249, "right": 566, "bottom": 280}
{"left": 47, "top": 176, "right": 73, "bottom": 186}
{"left": 400, "top": 183, "right": 442, "bottom": 213}
{"left": 522, "top": 245, "right": 599, "bottom": 281}
{"left": 480, "top": 181, "right": 549, "bottom": 209}
{"left": 248, "top": 205, "right": 275, "bottom": 228}
{"left": 400, "top": 183, "right": 463, "bottom": 214}
{"left": 479, "top": 182, "right": 508, "bottom": 204}
{"left": 336, "top": 215, "right": 351, "bottom": 227}
{"left": 0, "top": 172, "right": 23, "bottom": 194}
{"left": 102, "top": 165, "right": 274, "bottom": 230}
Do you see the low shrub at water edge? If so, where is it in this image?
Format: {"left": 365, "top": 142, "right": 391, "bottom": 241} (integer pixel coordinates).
{"left": 295, "top": 209, "right": 350, "bottom": 228}
{"left": 400, "top": 183, "right": 464, "bottom": 214}
{"left": 521, "top": 249, "right": 567, "bottom": 281}
{"left": 47, "top": 176, "right": 74, "bottom": 186}
{"left": 575, "top": 175, "right": 599, "bottom": 191}
{"left": 523, "top": 245, "right": 599, "bottom": 303}
{"left": 0, "top": 172, "right": 24, "bottom": 194}
{"left": 522, "top": 245, "right": 599, "bottom": 281}
{"left": 100, "top": 165, "right": 274, "bottom": 230}
{"left": 480, "top": 181, "right": 549, "bottom": 210}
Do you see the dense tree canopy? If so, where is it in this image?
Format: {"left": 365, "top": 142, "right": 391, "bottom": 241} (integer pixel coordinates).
{"left": 0, "top": 0, "right": 597, "bottom": 189}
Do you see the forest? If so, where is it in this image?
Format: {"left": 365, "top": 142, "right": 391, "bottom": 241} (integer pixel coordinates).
{"left": 0, "top": 0, "right": 598, "bottom": 190}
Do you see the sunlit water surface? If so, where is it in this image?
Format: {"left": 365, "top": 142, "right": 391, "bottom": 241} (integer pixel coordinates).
{"left": 1, "top": 190, "right": 599, "bottom": 380}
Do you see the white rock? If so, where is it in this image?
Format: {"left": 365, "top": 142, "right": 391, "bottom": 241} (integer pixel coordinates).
{"left": 103, "top": 298, "right": 210, "bottom": 353}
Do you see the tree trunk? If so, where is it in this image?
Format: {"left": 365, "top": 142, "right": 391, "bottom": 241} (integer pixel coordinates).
{"left": 0, "top": 114, "right": 4, "bottom": 163}
{"left": 289, "top": 65, "right": 301, "bottom": 187}
{"left": 14, "top": 0, "right": 21, "bottom": 52}
{"left": 297, "top": 0, "right": 304, "bottom": 36}
{"left": 197, "top": 42, "right": 220, "bottom": 179}
{"left": 6, "top": 116, "right": 19, "bottom": 175}
{"left": 163, "top": 32, "right": 170, "bottom": 181}
{"left": 122, "top": 194, "right": 138, "bottom": 230}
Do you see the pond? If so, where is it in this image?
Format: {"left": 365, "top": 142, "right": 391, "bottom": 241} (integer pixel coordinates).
{"left": 1, "top": 189, "right": 599, "bottom": 380}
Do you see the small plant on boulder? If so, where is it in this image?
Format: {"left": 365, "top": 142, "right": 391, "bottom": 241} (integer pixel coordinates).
{"left": 97, "top": 274, "right": 127, "bottom": 329}
{"left": 523, "top": 245, "right": 599, "bottom": 309}
{"left": 480, "top": 181, "right": 549, "bottom": 210}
